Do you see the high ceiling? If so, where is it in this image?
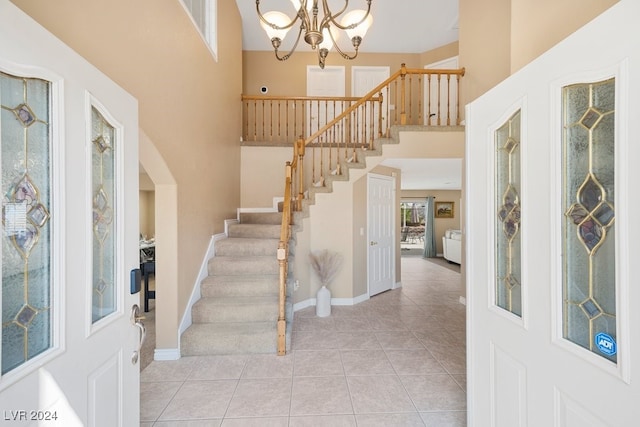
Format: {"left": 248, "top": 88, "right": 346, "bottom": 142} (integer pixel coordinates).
{"left": 237, "top": 0, "right": 459, "bottom": 54}
{"left": 235, "top": 1, "right": 462, "bottom": 191}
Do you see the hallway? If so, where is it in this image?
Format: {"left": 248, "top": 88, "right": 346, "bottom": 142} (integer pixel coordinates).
{"left": 140, "top": 256, "right": 466, "bottom": 426}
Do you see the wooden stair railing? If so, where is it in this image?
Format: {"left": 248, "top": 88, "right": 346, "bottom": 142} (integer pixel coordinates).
{"left": 275, "top": 64, "right": 465, "bottom": 355}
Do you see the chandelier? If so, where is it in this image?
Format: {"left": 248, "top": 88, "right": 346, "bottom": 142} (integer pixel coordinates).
{"left": 256, "top": 0, "right": 373, "bottom": 69}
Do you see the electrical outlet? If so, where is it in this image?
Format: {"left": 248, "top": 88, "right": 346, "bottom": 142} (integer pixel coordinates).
{"left": 294, "top": 280, "right": 300, "bottom": 291}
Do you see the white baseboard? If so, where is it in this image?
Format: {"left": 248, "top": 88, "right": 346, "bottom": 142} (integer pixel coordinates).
{"left": 392, "top": 281, "right": 402, "bottom": 289}
{"left": 293, "top": 293, "right": 370, "bottom": 311}
{"left": 178, "top": 233, "right": 222, "bottom": 338}
{"left": 154, "top": 348, "right": 180, "bottom": 361}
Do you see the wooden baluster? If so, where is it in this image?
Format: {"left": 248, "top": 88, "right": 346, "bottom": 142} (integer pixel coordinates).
{"left": 437, "top": 74, "right": 442, "bottom": 126}
{"left": 400, "top": 63, "right": 407, "bottom": 125}
{"left": 446, "top": 74, "right": 451, "bottom": 126}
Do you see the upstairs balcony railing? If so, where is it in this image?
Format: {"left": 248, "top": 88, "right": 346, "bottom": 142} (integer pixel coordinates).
{"left": 260, "top": 64, "right": 466, "bottom": 355}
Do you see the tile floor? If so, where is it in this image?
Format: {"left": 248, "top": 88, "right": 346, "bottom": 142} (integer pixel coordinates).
{"left": 140, "top": 255, "right": 466, "bottom": 426}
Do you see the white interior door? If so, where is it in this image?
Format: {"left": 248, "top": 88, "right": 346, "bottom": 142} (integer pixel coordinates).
{"left": 466, "top": 2, "right": 639, "bottom": 425}
{"left": 306, "top": 66, "right": 345, "bottom": 136}
{"left": 352, "top": 66, "right": 390, "bottom": 136}
{"left": 425, "top": 56, "right": 458, "bottom": 126}
{"left": 0, "top": 2, "right": 140, "bottom": 425}
{"left": 368, "top": 174, "right": 395, "bottom": 296}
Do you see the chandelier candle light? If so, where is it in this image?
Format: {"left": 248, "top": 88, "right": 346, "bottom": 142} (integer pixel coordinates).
{"left": 256, "top": 0, "right": 373, "bottom": 69}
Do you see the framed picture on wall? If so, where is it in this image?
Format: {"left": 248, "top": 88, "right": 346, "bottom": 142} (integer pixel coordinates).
{"left": 435, "top": 201, "right": 454, "bottom": 218}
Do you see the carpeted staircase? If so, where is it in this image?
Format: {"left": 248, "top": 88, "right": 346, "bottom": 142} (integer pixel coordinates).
{"left": 181, "top": 212, "right": 293, "bottom": 355}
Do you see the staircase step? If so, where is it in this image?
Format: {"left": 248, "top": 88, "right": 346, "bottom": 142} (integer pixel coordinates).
{"left": 215, "top": 237, "right": 279, "bottom": 257}
{"left": 201, "top": 274, "right": 280, "bottom": 298}
{"left": 208, "top": 255, "right": 279, "bottom": 276}
{"left": 192, "top": 296, "right": 279, "bottom": 323}
{"left": 181, "top": 321, "right": 291, "bottom": 356}
{"left": 239, "top": 212, "right": 283, "bottom": 225}
{"left": 228, "top": 223, "right": 281, "bottom": 239}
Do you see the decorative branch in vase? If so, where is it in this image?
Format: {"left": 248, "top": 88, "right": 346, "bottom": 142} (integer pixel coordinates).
{"left": 309, "top": 249, "right": 343, "bottom": 317}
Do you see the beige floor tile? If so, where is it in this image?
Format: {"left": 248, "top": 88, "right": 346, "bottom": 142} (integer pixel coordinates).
{"left": 225, "top": 378, "right": 292, "bottom": 418}
{"left": 292, "top": 330, "right": 340, "bottom": 350}
{"left": 293, "top": 316, "right": 336, "bottom": 331}
{"left": 335, "top": 332, "right": 382, "bottom": 350}
{"left": 386, "top": 349, "right": 445, "bottom": 375}
{"left": 153, "top": 420, "right": 222, "bottom": 427}
{"left": 290, "top": 376, "right": 353, "bottom": 416}
{"left": 289, "top": 414, "right": 357, "bottom": 426}
{"left": 367, "top": 315, "right": 409, "bottom": 331}
{"left": 340, "top": 349, "right": 394, "bottom": 375}
{"left": 293, "top": 350, "right": 344, "bottom": 377}
{"left": 400, "top": 375, "right": 466, "bottom": 411}
{"left": 347, "top": 375, "right": 416, "bottom": 414}
{"left": 141, "top": 358, "right": 198, "bottom": 382}
{"left": 333, "top": 316, "right": 372, "bottom": 332}
{"left": 220, "top": 417, "right": 288, "bottom": 426}
{"left": 158, "top": 380, "right": 237, "bottom": 421}
{"left": 140, "top": 381, "right": 182, "bottom": 422}
{"left": 241, "top": 353, "right": 294, "bottom": 379}
{"left": 188, "top": 355, "right": 247, "bottom": 380}
{"left": 356, "top": 412, "right": 427, "bottom": 426}
{"left": 375, "top": 331, "right": 426, "bottom": 350}
{"left": 420, "top": 410, "right": 467, "bottom": 426}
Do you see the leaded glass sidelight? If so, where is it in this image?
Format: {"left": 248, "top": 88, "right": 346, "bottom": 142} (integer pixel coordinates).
{"left": 562, "top": 78, "right": 616, "bottom": 363}
{"left": 495, "top": 110, "right": 522, "bottom": 317}
{"left": 1, "top": 71, "right": 52, "bottom": 374}
{"left": 91, "top": 107, "right": 117, "bottom": 323}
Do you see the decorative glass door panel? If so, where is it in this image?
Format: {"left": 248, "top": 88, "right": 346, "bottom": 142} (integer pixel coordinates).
{"left": 1, "top": 71, "right": 52, "bottom": 374}
{"left": 562, "top": 78, "right": 616, "bottom": 363}
{"left": 495, "top": 110, "right": 522, "bottom": 317}
{"left": 91, "top": 106, "right": 117, "bottom": 323}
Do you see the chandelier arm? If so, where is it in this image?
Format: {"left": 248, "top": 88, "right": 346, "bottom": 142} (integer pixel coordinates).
{"left": 273, "top": 26, "right": 305, "bottom": 61}
{"left": 324, "top": 0, "right": 372, "bottom": 31}
{"left": 318, "top": 0, "right": 349, "bottom": 29}
{"left": 256, "top": 0, "right": 300, "bottom": 31}
{"left": 327, "top": 30, "right": 359, "bottom": 60}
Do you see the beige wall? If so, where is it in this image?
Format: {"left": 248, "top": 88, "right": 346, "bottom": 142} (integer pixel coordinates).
{"left": 139, "top": 190, "right": 155, "bottom": 239}
{"left": 459, "top": 0, "right": 618, "bottom": 105}
{"left": 243, "top": 43, "right": 459, "bottom": 96}
{"left": 510, "top": 0, "right": 618, "bottom": 72}
{"left": 13, "top": 0, "right": 244, "bottom": 350}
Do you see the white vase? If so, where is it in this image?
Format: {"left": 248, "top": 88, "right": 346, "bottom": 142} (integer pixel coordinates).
{"left": 316, "top": 285, "right": 331, "bottom": 317}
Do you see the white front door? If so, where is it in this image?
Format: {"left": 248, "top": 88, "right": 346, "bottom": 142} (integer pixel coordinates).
{"left": 368, "top": 174, "right": 395, "bottom": 296}
{"left": 466, "top": 2, "right": 639, "bottom": 425}
{"left": 306, "top": 66, "right": 345, "bottom": 136}
{"left": 0, "top": 2, "right": 140, "bottom": 425}
{"left": 352, "top": 66, "right": 390, "bottom": 135}
{"left": 424, "top": 56, "right": 459, "bottom": 126}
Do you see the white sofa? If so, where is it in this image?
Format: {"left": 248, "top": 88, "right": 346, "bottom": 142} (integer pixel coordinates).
{"left": 442, "top": 229, "right": 462, "bottom": 264}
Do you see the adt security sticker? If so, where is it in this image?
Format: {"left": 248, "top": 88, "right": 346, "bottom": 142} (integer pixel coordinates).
{"left": 595, "top": 333, "right": 617, "bottom": 356}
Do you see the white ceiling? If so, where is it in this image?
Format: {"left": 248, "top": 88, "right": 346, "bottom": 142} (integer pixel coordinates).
{"left": 234, "top": 1, "right": 462, "bottom": 191}
{"left": 237, "top": 0, "right": 459, "bottom": 54}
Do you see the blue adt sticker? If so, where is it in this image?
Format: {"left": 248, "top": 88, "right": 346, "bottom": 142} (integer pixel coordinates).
{"left": 595, "top": 333, "right": 617, "bottom": 356}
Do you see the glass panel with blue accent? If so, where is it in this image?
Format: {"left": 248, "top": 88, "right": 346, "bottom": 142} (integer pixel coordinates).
{"left": 91, "top": 107, "right": 117, "bottom": 323}
{"left": 562, "top": 78, "right": 616, "bottom": 363}
{"left": 495, "top": 110, "right": 522, "bottom": 317}
{"left": 1, "top": 71, "right": 52, "bottom": 374}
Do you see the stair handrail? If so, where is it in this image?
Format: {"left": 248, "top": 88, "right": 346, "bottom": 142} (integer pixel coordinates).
{"left": 302, "top": 63, "right": 466, "bottom": 148}
{"left": 276, "top": 137, "right": 305, "bottom": 355}
{"left": 276, "top": 63, "right": 465, "bottom": 355}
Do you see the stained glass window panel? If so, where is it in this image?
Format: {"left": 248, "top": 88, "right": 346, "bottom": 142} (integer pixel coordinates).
{"left": 495, "top": 110, "right": 522, "bottom": 317}
{"left": 562, "top": 78, "right": 616, "bottom": 363}
{"left": 91, "top": 107, "right": 117, "bottom": 323}
{"left": 1, "top": 71, "right": 52, "bottom": 374}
